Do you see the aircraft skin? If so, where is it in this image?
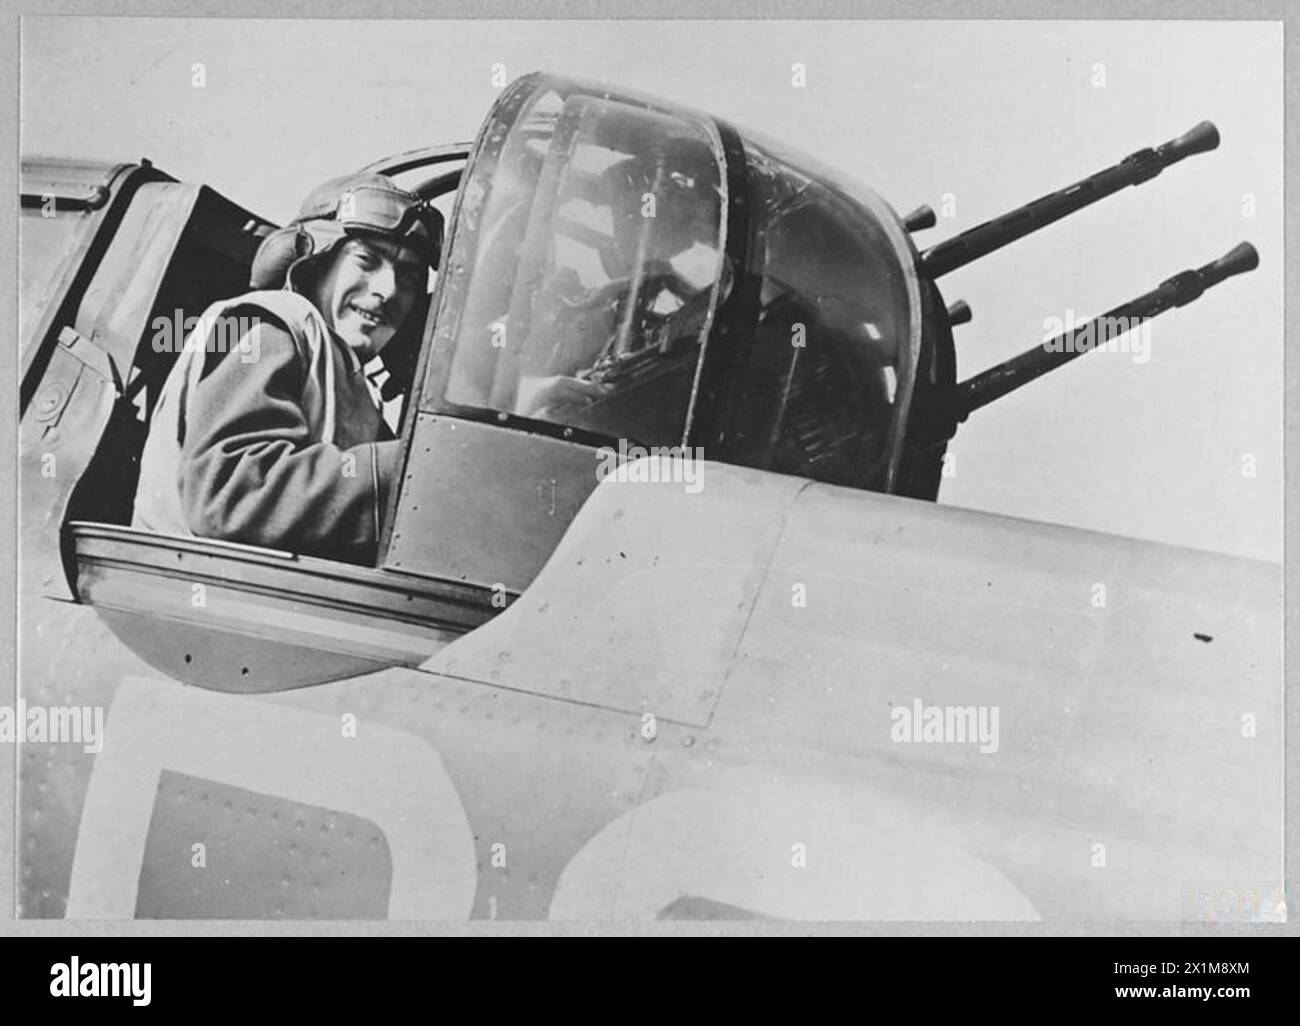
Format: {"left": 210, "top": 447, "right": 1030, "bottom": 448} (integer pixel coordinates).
{"left": 20, "top": 463, "right": 1281, "bottom": 921}
{"left": 15, "top": 73, "right": 1281, "bottom": 922}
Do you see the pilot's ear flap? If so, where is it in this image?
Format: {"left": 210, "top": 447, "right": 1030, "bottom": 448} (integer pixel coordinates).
{"left": 250, "top": 226, "right": 314, "bottom": 290}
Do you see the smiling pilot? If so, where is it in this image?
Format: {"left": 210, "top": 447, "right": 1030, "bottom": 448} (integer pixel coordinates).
{"left": 132, "top": 173, "right": 443, "bottom": 563}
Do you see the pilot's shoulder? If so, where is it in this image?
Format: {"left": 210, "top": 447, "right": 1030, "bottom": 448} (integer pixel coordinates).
{"left": 220, "top": 289, "right": 320, "bottom": 340}
{"left": 192, "top": 303, "right": 304, "bottom": 385}
{"left": 199, "top": 290, "right": 327, "bottom": 371}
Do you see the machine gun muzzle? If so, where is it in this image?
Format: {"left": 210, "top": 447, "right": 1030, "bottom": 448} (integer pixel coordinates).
{"left": 919, "top": 121, "right": 1221, "bottom": 279}
{"left": 954, "top": 241, "right": 1259, "bottom": 418}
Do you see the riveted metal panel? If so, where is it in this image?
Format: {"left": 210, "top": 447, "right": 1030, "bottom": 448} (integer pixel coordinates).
{"left": 384, "top": 414, "right": 601, "bottom": 592}
{"left": 135, "top": 771, "right": 392, "bottom": 919}
{"left": 428, "top": 461, "right": 808, "bottom": 727}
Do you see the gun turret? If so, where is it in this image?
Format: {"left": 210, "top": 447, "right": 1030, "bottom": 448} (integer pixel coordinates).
{"left": 918, "top": 121, "right": 1221, "bottom": 279}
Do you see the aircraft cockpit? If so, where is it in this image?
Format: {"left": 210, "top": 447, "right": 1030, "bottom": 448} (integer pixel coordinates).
{"left": 420, "top": 73, "right": 923, "bottom": 494}
{"left": 14, "top": 73, "right": 939, "bottom": 690}
{"left": 21, "top": 71, "right": 1256, "bottom": 693}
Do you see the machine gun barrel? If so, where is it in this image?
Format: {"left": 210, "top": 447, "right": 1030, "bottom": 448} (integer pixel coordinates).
{"left": 955, "top": 242, "right": 1258, "bottom": 418}
{"left": 919, "top": 121, "right": 1220, "bottom": 280}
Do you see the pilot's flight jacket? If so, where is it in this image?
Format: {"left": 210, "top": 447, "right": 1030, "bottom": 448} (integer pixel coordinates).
{"left": 132, "top": 171, "right": 442, "bottom": 564}
{"left": 133, "top": 289, "right": 401, "bottom": 564}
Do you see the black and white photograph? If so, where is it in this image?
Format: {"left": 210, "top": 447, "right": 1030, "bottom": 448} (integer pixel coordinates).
{"left": 7, "top": 8, "right": 1288, "bottom": 962}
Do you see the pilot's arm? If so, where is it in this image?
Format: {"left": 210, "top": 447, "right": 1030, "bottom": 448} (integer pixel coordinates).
{"left": 178, "top": 320, "right": 401, "bottom": 563}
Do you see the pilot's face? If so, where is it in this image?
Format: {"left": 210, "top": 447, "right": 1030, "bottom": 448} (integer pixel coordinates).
{"left": 310, "top": 235, "right": 425, "bottom": 361}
